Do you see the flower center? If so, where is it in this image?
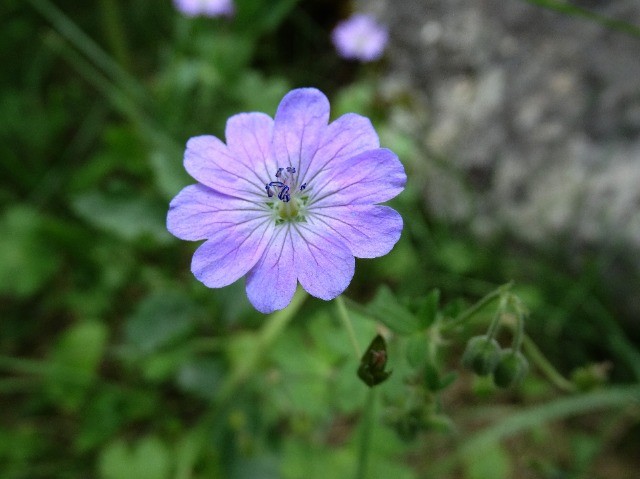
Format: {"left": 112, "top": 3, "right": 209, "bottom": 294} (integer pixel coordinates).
{"left": 265, "top": 166, "right": 308, "bottom": 222}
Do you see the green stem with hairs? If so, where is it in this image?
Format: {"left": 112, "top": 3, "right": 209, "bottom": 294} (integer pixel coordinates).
{"left": 215, "top": 288, "right": 307, "bottom": 406}
{"left": 336, "top": 295, "right": 362, "bottom": 358}
{"left": 443, "top": 282, "right": 513, "bottom": 332}
{"left": 355, "top": 387, "right": 377, "bottom": 479}
{"left": 522, "top": 334, "right": 576, "bottom": 393}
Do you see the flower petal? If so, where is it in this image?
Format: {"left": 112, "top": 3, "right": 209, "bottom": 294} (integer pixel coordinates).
{"left": 184, "top": 135, "right": 264, "bottom": 199}
{"left": 225, "top": 112, "right": 277, "bottom": 184}
{"left": 167, "top": 184, "right": 269, "bottom": 241}
{"left": 299, "top": 113, "right": 379, "bottom": 185}
{"left": 190, "top": 214, "right": 274, "bottom": 289}
{"left": 245, "top": 225, "right": 297, "bottom": 314}
{"left": 310, "top": 148, "right": 406, "bottom": 207}
{"left": 292, "top": 223, "right": 355, "bottom": 300}
{"left": 273, "top": 88, "right": 330, "bottom": 173}
{"left": 309, "top": 205, "right": 403, "bottom": 258}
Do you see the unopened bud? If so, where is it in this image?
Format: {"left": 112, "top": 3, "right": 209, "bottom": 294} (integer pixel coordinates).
{"left": 493, "top": 348, "right": 529, "bottom": 388}
{"left": 461, "top": 335, "right": 501, "bottom": 376}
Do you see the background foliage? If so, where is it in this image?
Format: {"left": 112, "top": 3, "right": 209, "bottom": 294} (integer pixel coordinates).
{"left": 1, "top": 1, "right": 639, "bottom": 478}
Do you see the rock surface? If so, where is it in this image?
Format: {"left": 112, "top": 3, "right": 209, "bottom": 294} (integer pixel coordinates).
{"left": 358, "top": 0, "right": 640, "bottom": 316}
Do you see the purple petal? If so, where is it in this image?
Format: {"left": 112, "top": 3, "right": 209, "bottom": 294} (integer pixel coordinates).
{"left": 184, "top": 135, "right": 264, "bottom": 199}
{"left": 190, "top": 213, "right": 274, "bottom": 289}
{"left": 293, "top": 223, "right": 355, "bottom": 300}
{"left": 310, "top": 148, "right": 406, "bottom": 207}
{"left": 273, "top": 88, "right": 330, "bottom": 174}
{"left": 167, "top": 184, "right": 268, "bottom": 241}
{"left": 309, "top": 205, "right": 403, "bottom": 258}
{"left": 225, "top": 112, "right": 277, "bottom": 184}
{"left": 299, "top": 113, "right": 379, "bottom": 185}
{"left": 245, "top": 226, "right": 297, "bottom": 313}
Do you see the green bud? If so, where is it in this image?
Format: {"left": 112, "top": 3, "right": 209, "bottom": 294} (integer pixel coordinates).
{"left": 493, "top": 348, "right": 529, "bottom": 388}
{"left": 357, "top": 335, "right": 392, "bottom": 387}
{"left": 462, "top": 335, "right": 501, "bottom": 376}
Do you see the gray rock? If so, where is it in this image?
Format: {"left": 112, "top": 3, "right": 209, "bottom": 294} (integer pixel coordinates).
{"left": 358, "top": 0, "right": 640, "bottom": 316}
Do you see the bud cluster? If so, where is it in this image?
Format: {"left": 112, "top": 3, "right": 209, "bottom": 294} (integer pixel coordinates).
{"left": 460, "top": 293, "right": 529, "bottom": 388}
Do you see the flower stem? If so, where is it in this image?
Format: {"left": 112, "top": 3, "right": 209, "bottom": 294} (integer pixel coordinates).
{"left": 355, "top": 387, "right": 377, "bottom": 479}
{"left": 336, "top": 295, "right": 362, "bottom": 359}
{"left": 522, "top": 334, "right": 576, "bottom": 392}
{"left": 216, "top": 288, "right": 308, "bottom": 406}
{"left": 443, "top": 281, "right": 513, "bottom": 332}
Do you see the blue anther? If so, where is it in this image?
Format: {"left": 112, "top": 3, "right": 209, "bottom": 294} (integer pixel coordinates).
{"left": 286, "top": 166, "right": 296, "bottom": 173}
{"left": 265, "top": 183, "right": 272, "bottom": 197}
{"left": 275, "top": 167, "right": 284, "bottom": 178}
{"left": 278, "top": 185, "right": 290, "bottom": 202}
{"left": 300, "top": 183, "right": 307, "bottom": 191}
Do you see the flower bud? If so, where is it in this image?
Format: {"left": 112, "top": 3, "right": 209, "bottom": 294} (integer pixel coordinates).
{"left": 461, "top": 335, "right": 501, "bottom": 376}
{"left": 357, "top": 334, "right": 392, "bottom": 387}
{"left": 493, "top": 348, "right": 529, "bottom": 388}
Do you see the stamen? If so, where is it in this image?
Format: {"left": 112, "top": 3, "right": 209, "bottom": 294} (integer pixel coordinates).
{"left": 266, "top": 166, "right": 307, "bottom": 205}
{"left": 278, "top": 185, "right": 290, "bottom": 202}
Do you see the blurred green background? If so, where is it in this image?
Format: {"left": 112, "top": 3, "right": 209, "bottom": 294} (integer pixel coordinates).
{"left": 1, "top": 1, "right": 639, "bottom": 478}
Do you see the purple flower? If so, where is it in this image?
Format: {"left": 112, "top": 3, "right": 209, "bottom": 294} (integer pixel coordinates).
{"left": 331, "top": 14, "right": 388, "bottom": 62}
{"left": 173, "top": 0, "right": 234, "bottom": 18}
{"left": 167, "top": 88, "right": 406, "bottom": 313}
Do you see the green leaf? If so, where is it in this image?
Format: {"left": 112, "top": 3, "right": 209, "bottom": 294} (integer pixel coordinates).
{"left": 463, "top": 442, "right": 511, "bottom": 479}
{"left": 0, "top": 206, "right": 61, "bottom": 297}
{"left": 99, "top": 436, "right": 171, "bottom": 479}
{"left": 405, "top": 333, "right": 428, "bottom": 368}
{"left": 46, "top": 320, "right": 109, "bottom": 411}
{"left": 124, "top": 291, "right": 197, "bottom": 354}
{"left": 71, "top": 191, "right": 171, "bottom": 244}
{"left": 416, "top": 289, "right": 440, "bottom": 329}
{"left": 175, "top": 358, "right": 225, "bottom": 400}
{"left": 365, "top": 286, "right": 421, "bottom": 335}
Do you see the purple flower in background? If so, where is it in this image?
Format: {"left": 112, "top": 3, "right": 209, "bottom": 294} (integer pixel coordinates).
{"left": 331, "top": 14, "right": 388, "bottom": 62}
{"left": 167, "top": 88, "right": 405, "bottom": 313}
{"left": 173, "top": 0, "right": 234, "bottom": 18}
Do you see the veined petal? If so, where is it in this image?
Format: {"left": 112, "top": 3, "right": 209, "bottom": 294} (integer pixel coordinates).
{"left": 225, "top": 112, "right": 277, "bottom": 185}
{"left": 299, "top": 113, "right": 379, "bottom": 185}
{"left": 273, "top": 88, "right": 330, "bottom": 174}
{"left": 184, "top": 135, "right": 265, "bottom": 199}
{"left": 246, "top": 225, "right": 297, "bottom": 314}
{"left": 310, "top": 148, "right": 406, "bottom": 207}
{"left": 308, "top": 205, "right": 403, "bottom": 258}
{"left": 167, "top": 184, "right": 268, "bottom": 241}
{"left": 191, "top": 213, "right": 273, "bottom": 289}
{"left": 292, "top": 223, "right": 354, "bottom": 300}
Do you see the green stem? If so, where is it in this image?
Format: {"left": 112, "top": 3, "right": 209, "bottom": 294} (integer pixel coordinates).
{"left": 443, "top": 282, "right": 512, "bottom": 332}
{"left": 215, "top": 288, "right": 307, "bottom": 406}
{"left": 99, "top": 0, "right": 131, "bottom": 71}
{"left": 522, "top": 335, "right": 575, "bottom": 393}
{"left": 512, "top": 312, "right": 525, "bottom": 352}
{"left": 429, "top": 384, "right": 640, "bottom": 476}
{"left": 336, "top": 295, "right": 362, "bottom": 358}
{"left": 507, "top": 294, "right": 527, "bottom": 351}
{"left": 28, "top": 0, "right": 149, "bottom": 105}
{"left": 355, "top": 387, "right": 377, "bottom": 479}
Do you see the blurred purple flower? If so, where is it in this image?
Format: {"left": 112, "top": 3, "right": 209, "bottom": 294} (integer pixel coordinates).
{"left": 331, "top": 14, "right": 388, "bottom": 62}
{"left": 173, "top": 0, "right": 234, "bottom": 18}
{"left": 167, "top": 88, "right": 406, "bottom": 313}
